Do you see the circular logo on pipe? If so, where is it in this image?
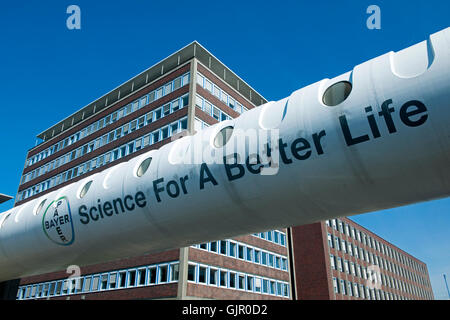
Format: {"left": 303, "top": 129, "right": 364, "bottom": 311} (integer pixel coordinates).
{"left": 42, "top": 196, "right": 75, "bottom": 246}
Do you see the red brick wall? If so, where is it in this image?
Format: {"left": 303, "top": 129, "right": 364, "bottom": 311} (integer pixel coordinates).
{"left": 290, "top": 223, "right": 332, "bottom": 300}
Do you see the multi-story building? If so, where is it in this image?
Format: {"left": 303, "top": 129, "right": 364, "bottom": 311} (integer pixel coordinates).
{"left": 4, "top": 42, "right": 433, "bottom": 300}
{"left": 12, "top": 41, "right": 291, "bottom": 300}
{"left": 290, "top": 217, "right": 434, "bottom": 300}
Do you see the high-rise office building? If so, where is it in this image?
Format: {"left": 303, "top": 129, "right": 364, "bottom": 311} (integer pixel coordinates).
{"left": 7, "top": 42, "right": 433, "bottom": 300}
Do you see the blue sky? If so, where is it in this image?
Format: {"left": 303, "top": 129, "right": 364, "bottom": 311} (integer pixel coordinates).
{"left": 0, "top": 1, "right": 448, "bottom": 299}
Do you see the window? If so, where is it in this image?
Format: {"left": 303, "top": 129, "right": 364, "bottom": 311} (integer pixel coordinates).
{"left": 347, "top": 281, "right": 353, "bottom": 296}
{"left": 155, "top": 108, "right": 162, "bottom": 120}
{"left": 152, "top": 131, "right": 160, "bottom": 143}
{"left": 182, "top": 73, "right": 190, "bottom": 86}
{"left": 91, "top": 276, "right": 100, "bottom": 291}
{"left": 275, "top": 256, "right": 281, "bottom": 269}
{"left": 156, "top": 88, "right": 163, "bottom": 99}
{"left": 198, "top": 266, "right": 207, "bottom": 284}
{"left": 195, "top": 95, "right": 203, "bottom": 109}
{"left": 340, "top": 279, "right": 346, "bottom": 295}
{"left": 238, "top": 275, "right": 245, "bottom": 290}
{"left": 269, "top": 281, "right": 275, "bottom": 295}
{"left": 182, "top": 94, "right": 189, "bottom": 107}
{"left": 337, "top": 257, "right": 343, "bottom": 272}
{"left": 159, "top": 265, "right": 168, "bottom": 283}
{"left": 130, "top": 120, "right": 137, "bottom": 132}
{"left": 261, "top": 251, "right": 267, "bottom": 265}
{"left": 327, "top": 234, "right": 334, "bottom": 248}
{"left": 330, "top": 255, "right": 336, "bottom": 270}
{"left": 205, "top": 101, "right": 212, "bottom": 115}
{"left": 138, "top": 268, "right": 147, "bottom": 285}
{"left": 205, "top": 79, "right": 212, "bottom": 92}
{"left": 229, "top": 241, "right": 236, "bottom": 257}
{"left": 229, "top": 272, "right": 236, "bottom": 288}
{"left": 268, "top": 254, "right": 274, "bottom": 267}
{"left": 209, "top": 268, "right": 218, "bottom": 285}
{"left": 148, "top": 266, "right": 157, "bottom": 284}
{"left": 247, "top": 276, "right": 254, "bottom": 291}
{"left": 181, "top": 118, "right": 188, "bottom": 130}
{"left": 262, "top": 279, "right": 269, "bottom": 293}
{"left": 210, "top": 241, "right": 217, "bottom": 253}
{"left": 163, "top": 104, "right": 170, "bottom": 116}
{"left": 187, "top": 264, "right": 196, "bottom": 282}
{"left": 100, "top": 274, "right": 108, "bottom": 290}
{"left": 246, "top": 247, "right": 253, "bottom": 262}
{"left": 172, "top": 99, "right": 180, "bottom": 112}
{"left": 219, "top": 240, "right": 227, "bottom": 255}
{"left": 146, "top": 111, "right": 154, "bottom": 124}
{"left": 254, "top": 250, "right": 261, "bottom": 264}
{"left": 82, "top": 278, "right": 91, "bottom": 292}
{"left": 221, "top": 92, "right": 228, "bottom": 104}
{"left": 140, "top": 96, "right": 147, "bottom": 108}
{"left": 174, "top": 77, "right": 181, "bottom": 90}
{"left": 161, "top": 127, "right": 169, "bottom": 140}
{"left": 109, "top": 272, "right": 117, "bottom": 289}
{"left": 238, "top": 245, "right": 245, "bottom": 259}
{"left": 333, "top": 277, "right": 339, "bottom": 293}
{"left": 212, "top": 107, "right": 220, "bottom": 120}
{"left": 118, "top": 271, "right": 127, "bottom": 288}
{"left": 255, "top": 278, "right": 262, "bottom": 293}
{"left": 170, "top": 264, "right": 179, "bottom": 281}
{"left": 164, "top": 83, "right": 172, "bottom": 95}
{"left": 213, "top": 85, "right": 220, "bottom": 98}
{"left": 197, "top": 74, "right": 204, "bottom": 86}
{"left": 219, "top": 271, "right": 227, "bottom": 287}
{"left": 335, "top": 237, "right": 341, "bottom": 251}
{"left": 344, "top": 260, "right": 349, "bottom": 274}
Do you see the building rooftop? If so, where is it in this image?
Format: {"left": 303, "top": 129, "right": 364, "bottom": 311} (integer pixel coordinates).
{"left": 35, "top": 41, "right": 267, "bottom": 146}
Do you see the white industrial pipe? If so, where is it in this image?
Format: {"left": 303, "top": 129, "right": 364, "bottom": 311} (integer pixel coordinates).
{"left": 0, "top": 28, "right": 449, "bottom": 282}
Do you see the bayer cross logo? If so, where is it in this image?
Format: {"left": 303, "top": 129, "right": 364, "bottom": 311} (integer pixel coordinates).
{"left": 42, "top": 197, "right": 75, "bottom": 246}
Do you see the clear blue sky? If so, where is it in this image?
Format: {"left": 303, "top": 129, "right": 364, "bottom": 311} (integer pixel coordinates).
{"left": 0, "top": 0, "right": 448, "bottom": 299}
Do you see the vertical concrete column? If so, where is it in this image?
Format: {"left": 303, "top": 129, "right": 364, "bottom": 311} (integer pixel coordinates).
{"left": 177, "top": 247, "right": 190, "bottom": 299}
{"left": 177, "top": 57, "right": 198, "bottom": 300}
{"left": 187, "top": 58, "right": 198, "bottom": 134}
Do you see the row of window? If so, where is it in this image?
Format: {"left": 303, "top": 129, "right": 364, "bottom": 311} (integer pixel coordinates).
{"left": 195, "top": 94, "right": 233, "bottom": 122}
{"left": 327, "top": 232, "right": 429, "bottom": 288}
{"left": 17, "top": 117, "right": 188, "bottom": 202}
{"left": 187, "top": 262, "right": 290, "bottom": 298}
{"left": 196, "top": 72, "right": 248, "bottom": 114}
{"left": 191, "top": 238, "right": 288, "bottom": 272}
{"left": 21, "top": 94, "right": 189, "bottom": 187}
{"left": 252, "top": 230, "right": 287, "bottom": 247}
{"left": 332, "top": 277, "right": 431, "bottom": 300}
{"left": 326, "top": 219, "right": 427, "bottom": 276}
{"left": 193, "top": 117, "right": 211, "bottom": 132}
{"left": 329, "top": 254, "right": 431, "bottom": 299}
{"left": 27, "top": 72, "right": 190, "bottom": 168}
{"left": 17, "top": 261, "right": 180, "bottom": 300}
